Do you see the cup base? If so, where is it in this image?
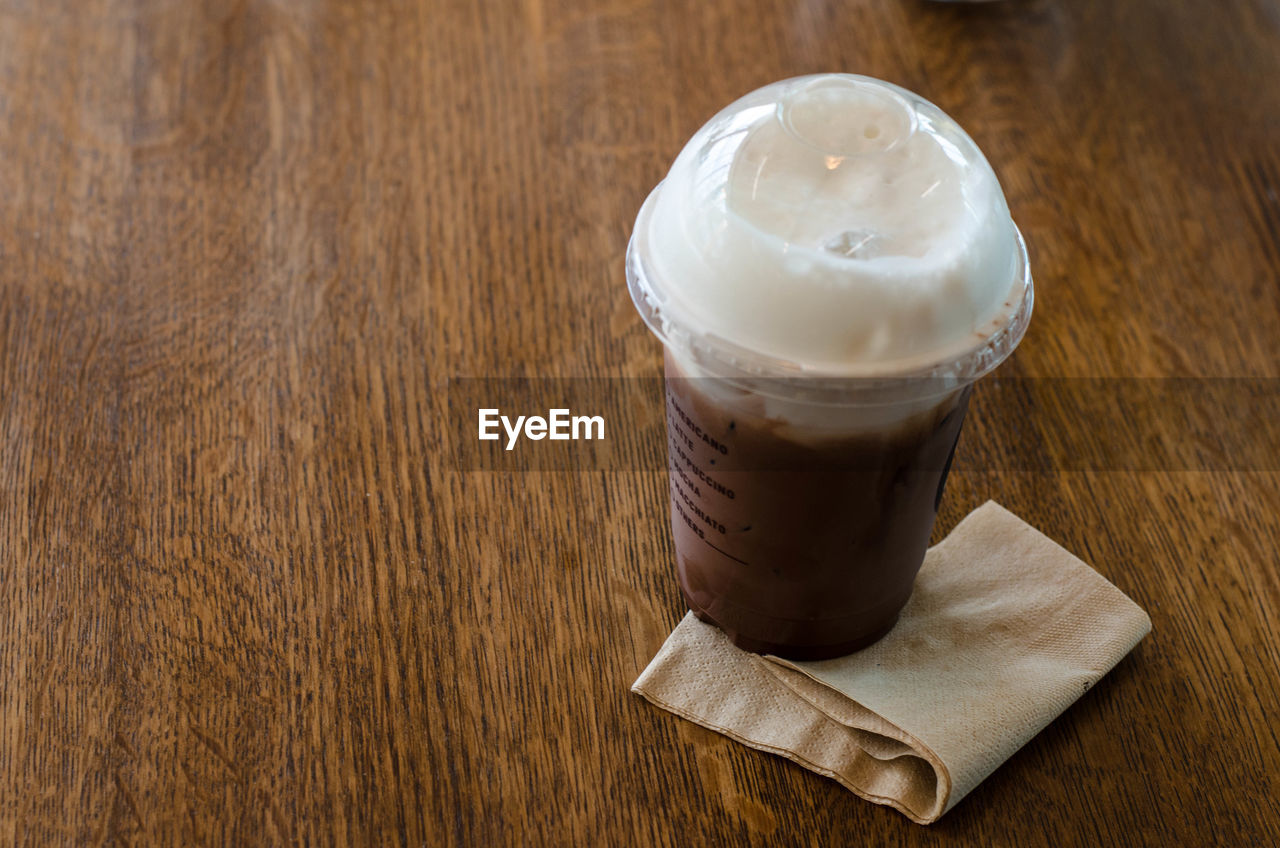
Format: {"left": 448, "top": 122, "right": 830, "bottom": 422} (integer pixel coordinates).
{"left": 682, "top": 587, "right": 902, "bottom": 661}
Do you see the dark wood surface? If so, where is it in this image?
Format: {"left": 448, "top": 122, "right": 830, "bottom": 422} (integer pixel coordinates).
{"left": 3, "top": 0, "right": 1279, "bottom": 844}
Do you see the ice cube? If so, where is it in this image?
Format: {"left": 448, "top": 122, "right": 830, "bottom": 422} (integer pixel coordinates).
{"left": 823, "top": 229, "right": 883, "bottom": 259}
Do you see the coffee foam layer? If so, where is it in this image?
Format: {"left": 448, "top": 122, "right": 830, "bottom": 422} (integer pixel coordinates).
{"left": 640, "top": 75, "right": 1021, "bottom": 372}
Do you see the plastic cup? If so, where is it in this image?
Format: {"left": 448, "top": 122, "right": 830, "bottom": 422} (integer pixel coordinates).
{"left": 627, "top": 75, "right": 1033, "bottom": 659}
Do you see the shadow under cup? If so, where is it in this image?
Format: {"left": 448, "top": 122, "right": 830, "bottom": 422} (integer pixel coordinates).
{"left": 662, "top": 351, "right": 973, "bottom": 660}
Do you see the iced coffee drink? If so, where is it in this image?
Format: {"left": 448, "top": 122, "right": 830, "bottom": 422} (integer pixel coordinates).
{"left": 627, "top": 75, "right": 1033, "bottom": 659}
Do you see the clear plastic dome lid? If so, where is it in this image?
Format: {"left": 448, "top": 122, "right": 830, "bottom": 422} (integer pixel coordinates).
{"left": 627, "top": 74, "right": 1032, "bottom": 382}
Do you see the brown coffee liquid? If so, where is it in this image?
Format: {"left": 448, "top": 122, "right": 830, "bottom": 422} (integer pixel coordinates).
{"left": 664, "top": 357, "right": 970, "bottom": 660}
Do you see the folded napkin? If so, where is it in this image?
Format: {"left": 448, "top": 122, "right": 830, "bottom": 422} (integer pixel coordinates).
{"left": 631, "top": 501, "right": 1151, "bottom": 823}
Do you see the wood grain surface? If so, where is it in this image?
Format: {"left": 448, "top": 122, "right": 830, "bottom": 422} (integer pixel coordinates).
{"left": 2, "top": 0, "right": 1279, "bottom": 844}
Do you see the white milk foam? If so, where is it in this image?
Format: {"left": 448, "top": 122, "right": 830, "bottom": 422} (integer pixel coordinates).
{"left": 640, "top": 75, "right": 1020, "bottom": 372}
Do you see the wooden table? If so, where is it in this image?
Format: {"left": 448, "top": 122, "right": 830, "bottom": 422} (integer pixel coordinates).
{"left": 3, "top": 0, "right": 1278, "bottom": 844}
